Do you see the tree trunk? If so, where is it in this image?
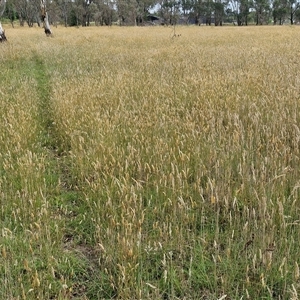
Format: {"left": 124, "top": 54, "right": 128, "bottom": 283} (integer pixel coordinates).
{"left": 40, "top": 0, "right": 52, "bottom": 36}
{"left": 0, "top": 22, "right": 7, "bottom": 42}
{"left": 0, "top": 0, "right": 7, "bottom": 42}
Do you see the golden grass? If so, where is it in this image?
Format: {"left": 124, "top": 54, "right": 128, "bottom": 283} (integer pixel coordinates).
{"left": 1, "top": 24, "right": 300, "bottom": 299}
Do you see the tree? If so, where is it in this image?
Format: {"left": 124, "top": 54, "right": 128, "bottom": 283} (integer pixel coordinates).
{"left": 158, "top": 0, "right": 181, "bottom": 25}
{"left": 5, "top": 0, "right": 17, "bottom": 27}
{"left": 191, "top": 0, "right": 207, "bottom": 25}
{"left": 0, "top": 0, "right": 7, "bottom": 41}
{"left": 253, "top": 0, "right": 271, "bottom": 24}
{"left": 40, "top": 0, "right": 52, "bottom": 35}
{"left": 82, "top": 0, "right": 98, "bottom": 26}
{"left": 52, "top": 0, "right": 71, "bottom": 26}
{"left": 214, "top": 0, "right": 226, "bottom": 25}
{"left": 70, "top": 0, "right": 84, "bottom": 26}
{"left": 296, "top": 4, "right": 300, "bottom": 20}
{"left": 181, "top": 0, "right": 193, "bottom": 15}
{"left": 0, "top": 0, "right": 52, "bottom": 40}
{"left": 230, "top": 0, "right": 251, "bottom": 25}
{"left": 93, "top": 0, "right": 115, "bottom": 26}
{"left": 12, "top": 0, "right": 42, "bottom": 27}
{"left": 116, "top": 0, "right": 136, "bottom": 25}
{"left": 287, "top": 0, "right": 300, "bottom": 24}
{"left": 203, "top": 0, "right": 214, "bottom": 25}
{"left": 136, "top": 0, "right": 158, "bottom": 25}
{"left": 272, "top": 0, "right": 287, "bottom": 24}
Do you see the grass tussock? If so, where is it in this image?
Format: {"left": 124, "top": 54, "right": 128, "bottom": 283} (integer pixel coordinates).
{"left": 1, "top": 25, "right": 300, "bottom": 299}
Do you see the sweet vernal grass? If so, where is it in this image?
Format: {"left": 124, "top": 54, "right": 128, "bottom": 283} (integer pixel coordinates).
{"left": 0, "top": 25, "right": 300, "bottom": 299}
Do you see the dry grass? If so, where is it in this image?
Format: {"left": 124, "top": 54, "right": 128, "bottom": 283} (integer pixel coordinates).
{"left": 1, "top": 24, "right": 300, "bottom": 299}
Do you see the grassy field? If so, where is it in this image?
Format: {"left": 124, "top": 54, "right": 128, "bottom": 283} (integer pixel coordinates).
{"left": 1, "top": 24, "right": 300, "bottom": 299}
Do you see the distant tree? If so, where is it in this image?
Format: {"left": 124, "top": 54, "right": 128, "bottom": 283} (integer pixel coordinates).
{"left": 5, "top": 0, "right": 17, "bottom": 27}
{"left": 13, "top": 0, "right": 42, "bottom": 27}
{"left": 0, "top": 0, "right": 51, "bottom": 40}
{"left": 93, "top": 0, "right": 115, "bottom": 26}
{"left": 82, "top": 0, "right": 91, "bottom": 26}
{"left": 295, "top": 4, "right": 300, "bottom": 20}
{"left": 239, "top": 0, "right": 251, "bottom": 24}
{"left": 191, "top": 0, "right": 207, "bottom": 25}
{"left": 272, "top": 0, "right": 287, "bottom": 24}
{"left": 70, "top": 0, "right": 84, "bottom": 26}
{"left": 287, "top": 0, "right": 300, "bottom": 24}
{"left": 71, "top": 0, "right": 101, "bottom": 26}
{"left": 135, "top": 0, "right": 157, "bottom": 25}
{"left": 52, "top": 0, "right": 72, "bottom": 27}
{"left": 203, "top": 0, "right": 214, "bottom": 25}
{"left": 158, "top": 0, "right": 181, "bottom": 25}
{"left": 214, "top": 0, "right": 226, "bottom": 25}
{"left": 116, "top": 0, "right": 137, "bottom": 25}
{"left": 181, "top": 0, "right": 193, "bottom": 15}
{"left": 230, "top": 0, "right": 251, "bottom": 25}
{"left": 253, "top": 0, "right": 271, "bottom": 24}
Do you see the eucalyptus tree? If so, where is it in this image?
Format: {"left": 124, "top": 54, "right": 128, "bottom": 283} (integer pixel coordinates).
{"left": 180, "top": 0, "right": 216, "bottom": 25}
{"left": 158, "top": 0, "right": 181, "bottom": 25}
{"left": 93, "top": 0, "right": 115, "bottom": 26}
{"left": 181, "top": 0, "right": 193, "bottom": 15}
{"left": 70, "top": 0, "right": 102, "bottom": 26}
{"left": 190, "top": 0, "right": 207, "bottom": 25}
{"left": 40, "top": 0, "right": 52, "bottom": 34}
{"left": 0, "top": 0, "right": 7, "bottom": 41}
{"left": 70, "top": 0, "right": 84, "bottom": 26}
{"left": 0, "top": 0, "right": 51, "bottom": 40}
{"left": 240, "top": 0, "right": 251, "bottom": 24}
{"left": 135, "top": 0, "right": 157, "bottom": 24}
{"left": 12, "top": 0, "right": 42, "bottom": 26}
{"left": 116, "top": 0, "right": 137, "bottom": 25}
{"left": 5, "top": 0, "right": 17, "bottom": 27}
{"left": 82, "top": 0, "right": 92, "bottom": 25}
{"left": 202, "top": 0, "right": 214, "bottom": 25}
{"left": 253, "top": 0, "right": 271, "bottom": 24}
{"left": 115, "top": 0, "right": 157, "bottom": 25}
{"left": 230, "top": 0, "right": 251, "bottom": 25}
{"left": 296, "top": 4, "right": 300, "bottom": 20}
{"left": 27, "top": 0, "right": 40, "bottom": 27}
{"left": 12, "top": 0, "right": 26, "bottom": 25}
{"left": 272, "top": 0, "right": 287, "bottom": 24}
{"left": 51, "top": 0, "right": 72, "bottom": 26}
{"left": 287, "top": 0, "right": 300, "bottom": 24}
{"left": 214, "top": 0, "right": 226, "bottom": 25}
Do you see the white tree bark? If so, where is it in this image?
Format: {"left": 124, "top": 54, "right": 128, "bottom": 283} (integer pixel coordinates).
{"left": 40, "top": 0, "right": 52, "bottom": 36}
{"left": 0, "top": 22, "right": 6, "bottom": 42}
{"left": 0, "top": 0, "right": 7, "bottom": 42}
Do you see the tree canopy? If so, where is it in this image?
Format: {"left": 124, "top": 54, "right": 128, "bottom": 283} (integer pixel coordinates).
{"left": 1, "top": 0, "right": 300, "bottom": 26}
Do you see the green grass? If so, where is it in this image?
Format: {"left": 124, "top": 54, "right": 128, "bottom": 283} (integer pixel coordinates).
{"left": 1, "top": 25, "right": 300, "bottom": 299}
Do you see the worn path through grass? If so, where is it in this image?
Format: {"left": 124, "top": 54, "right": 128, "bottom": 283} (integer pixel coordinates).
{"left": 31, "top": 52, "right": 102, "bottom": 298}
{"left": 0, "top": 44, "right": 103, "bottom": 298}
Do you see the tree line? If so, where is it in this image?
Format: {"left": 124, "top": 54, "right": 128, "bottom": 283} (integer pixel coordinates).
{"left": 2, "top": 0, "right": 300, "bottom": 28}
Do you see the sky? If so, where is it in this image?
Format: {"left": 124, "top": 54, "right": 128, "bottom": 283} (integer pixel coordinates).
{"left": 149, "top": 3, "right": 160, "bottom": 13}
